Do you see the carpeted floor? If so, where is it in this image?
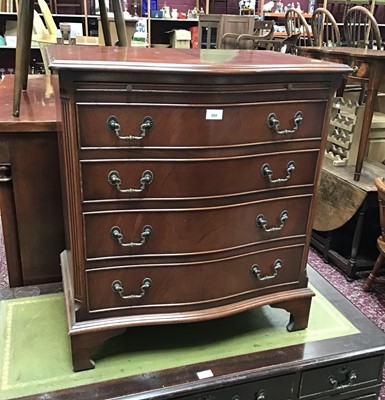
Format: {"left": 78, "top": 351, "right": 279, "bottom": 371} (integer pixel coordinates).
{"left": 307, "top": 249, "right": 385, "bottom": 333}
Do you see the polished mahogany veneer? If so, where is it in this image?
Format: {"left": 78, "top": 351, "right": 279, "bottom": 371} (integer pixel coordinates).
{"left": 48, "top": 46, "right": 349, "bottom": 372}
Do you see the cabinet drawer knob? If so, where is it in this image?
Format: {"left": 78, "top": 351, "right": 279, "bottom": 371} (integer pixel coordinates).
{"left": 256, "top": 210, "right": 289, "bottom": 232}
{"left": 107, "top": 115, "right": 154, "bottom": 140}
{"left": 108, "top": 170, "right": 153, "bottom": 193}
{"left": 110, "top": 225, "right": 153, "bottom": 247}
{"left": 328, "top": 370, "right": 358, "bottom": 390}
{"left": 111, "top": 278, "right": 152, "bottom": 300}
{"left": 251, "top": 260, "right": 282, "bottom": 281}
{"left": 261, "top": 161, "right": 296, "bottom": 183}
{"left": 267, "top": 111, "right": 303, "bottom": 135}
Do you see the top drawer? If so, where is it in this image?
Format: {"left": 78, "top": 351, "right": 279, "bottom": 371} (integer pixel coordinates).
{"left": 76, "top": 101, "right": 326, "bottom": 149}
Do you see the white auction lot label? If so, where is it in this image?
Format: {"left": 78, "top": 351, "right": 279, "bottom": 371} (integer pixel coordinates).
{"left": 206, "top": 109, "right": 223, "bottom": 120}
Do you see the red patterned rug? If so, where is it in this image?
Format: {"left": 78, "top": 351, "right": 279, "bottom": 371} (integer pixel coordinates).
{"left": 308, "top": 248, "right": 385, "bottom": 332}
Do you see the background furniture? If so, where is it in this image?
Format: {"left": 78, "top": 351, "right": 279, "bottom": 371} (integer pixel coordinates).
{"left": 199, "top": 14, "right": 257, "bottom": 49}
{"left": 298, "top": 46, "right": 385, "bottom": 182}
{"left": 363, "top": 176, "right": 385, "bottom": 290}
{"left": 12, "top": 0, "right": 127, "bottom": 117}
{"left": 284, "top": 9, "right": 313, "bottom": 47}
{"left": 37, "top": 0, "right": 57, "bottom": 35}
{"left": 49, "top": 45, "right": 347, "bottom": 371}
{"left": 311, "top": 158, "right": 381, "bottom": 279}
{"left": 198, "top": 14, "right": 222, "bottom": 48}
{"left": 31, "top": 10, "right": 52, "bottom": 74}
{"left": 0, "top": 75, "right": 64, "bottom": 286}
{"left": 97, "top": 13, "right": 137, "bottom": 45}
{"left": 219, "top": 14, "right": 254, "bottom": 48}
{"left": 343, "top": 5, "right": 382, "bottom": 49}
{"left": 238, "top": 32, "right": 301, "bottom": 52}
{"left": 311, "top": 7, "right": 341, "bottom": 46}
{"left": 231, "top": 19, "right": 275, "bottom": 49}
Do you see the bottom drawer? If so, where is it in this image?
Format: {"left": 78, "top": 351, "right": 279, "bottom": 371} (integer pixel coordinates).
{"left": 299, "top": 355, "right": 384, "bottom": 398}
{"left": 178, "top": 374, "right": 294, "bottom": 400}
{"left": 86, "top": 244, "right": 305, "bottom": 313}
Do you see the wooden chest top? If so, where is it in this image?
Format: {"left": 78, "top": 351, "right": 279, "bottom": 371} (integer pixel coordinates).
{"left": 47, "top": 46, "right": 350, "bottom": 78}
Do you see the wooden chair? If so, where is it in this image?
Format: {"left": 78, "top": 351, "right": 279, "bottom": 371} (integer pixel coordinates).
{"left": 32, "top": 10, "right": 51, "bottom": 75}
{"left": 325, "top": 0, "right": 376, "bottom": 21}
{"left": 219, "top": 14, "right": 255, "bottom": 49}
{"left": 284, "top": 9, "right": 313, "bottom": 47}
{"left": 12, "top": 0, "right": 127, "bottom": 117}
{"left": 234, "top": 20, "right": 275, "bottom": 49}
{"left": 311, "top": 8, "right": 341, "bottom": 46}
{"left": 326, "top": 0, "right": 351, "bottom": 21}
{"left": 37, "top": 0, "right": 57, "bottom": 35}
{"left": 363, "top": 176, "right": 385, "bottom": 291}
{"left": 237, "top": 32, "right": 301, "bottom": 52}
{"left": 343, "top": 5, "right": 382, "bottom": 49}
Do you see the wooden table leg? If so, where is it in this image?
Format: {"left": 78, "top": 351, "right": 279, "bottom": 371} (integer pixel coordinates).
{"left": 354, "top": 61, "right": 383, "bottom": 181}
{"left": 111, "top": 0, "right": 128, "bottom": 46}
{"left": 12, "top": 0, "right": 34, "bottom": 117}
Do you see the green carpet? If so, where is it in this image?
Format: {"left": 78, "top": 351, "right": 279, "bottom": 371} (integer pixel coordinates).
{"left": 0, "top": 285, "right": 359, "bottom": 400}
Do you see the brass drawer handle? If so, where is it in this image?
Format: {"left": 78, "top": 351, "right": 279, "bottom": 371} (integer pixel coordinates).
{"left": 111, "top": 278, "right": 152, "bottom": 299}
{"left": 328, "top": 370, "right": 358, "bottom": 390}
{"left": 267, "top": 111, "right": 303, "bottom": 135}
{"left": 108, "top": 170, "right": 153, "bottom": 193}
{"left": 251, "top": 260, "right": 282, "bottom": 281}
{"left": 261, "top": 161, "right": 296, "bottom": 183}
{"left": 107, "top": 115, "right": 154, "bottom": 140}
{"left": 256, "top": 210, "right": 289, "bottom": 232}
{"left": 0, "top": 164, "right": 12, "bottom": 182}
{"left": 256, "top": 389, "right": 267, "bottom": 400}
{"left": 110, "top": 225, "right": 153, "bottom": 247}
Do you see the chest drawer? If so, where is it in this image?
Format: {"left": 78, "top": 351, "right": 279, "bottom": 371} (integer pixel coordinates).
{"left": 76, "top": 101, "right": 326, "bottom": 149}
{"left": 177, "top": 374, "right": 295, "bottom": 400}
{"left": 80, "top": 150, "right": 319, "bottom": 202}
{"left": 83, "top": 195, "right": 312, "bottom": 260}
{"left": 86, "top": 244, "right": 305, "bottom": 312}
{"left": 299, "top": 355, "right": 384, "bottom": 398}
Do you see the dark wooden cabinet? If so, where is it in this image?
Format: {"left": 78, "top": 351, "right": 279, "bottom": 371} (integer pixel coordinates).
{"left": 49, "top": 46, "right": 349, "bottom": 372}
{"left": 0, "top": 75, "right": 64, "bottom": 286}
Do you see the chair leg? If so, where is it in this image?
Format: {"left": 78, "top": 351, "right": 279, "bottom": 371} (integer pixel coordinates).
{"left": 99, "top": 0, "right": 112, "bottom": 46}
{"left": 363, "top": 253, "right": 384, "bottom": 292}
{"left": 13, "top": 0, "right": 34, "bottom": 117}
{"left": 111, "top": 0, "right": 128, "bottom": 46}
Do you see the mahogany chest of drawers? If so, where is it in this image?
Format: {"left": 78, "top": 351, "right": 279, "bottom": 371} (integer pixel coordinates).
{"left": 48, "top": 46, "right": 349, "bottom": 371}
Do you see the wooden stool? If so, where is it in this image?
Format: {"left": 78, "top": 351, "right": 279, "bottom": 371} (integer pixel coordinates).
{"left": 13, "top": 0, "right": 128, "bottom": 117}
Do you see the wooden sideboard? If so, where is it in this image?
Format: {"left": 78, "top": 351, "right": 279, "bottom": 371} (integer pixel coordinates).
{"left": 0, "top": 75, "right": 64, "bottom": 286}
{"left": 48, "top": 46, "right": 349, "bottom": 371}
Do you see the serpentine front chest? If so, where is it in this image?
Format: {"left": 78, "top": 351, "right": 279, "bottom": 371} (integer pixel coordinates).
{"left": 48, "top": 46, "right": 349, "bottom": 371}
